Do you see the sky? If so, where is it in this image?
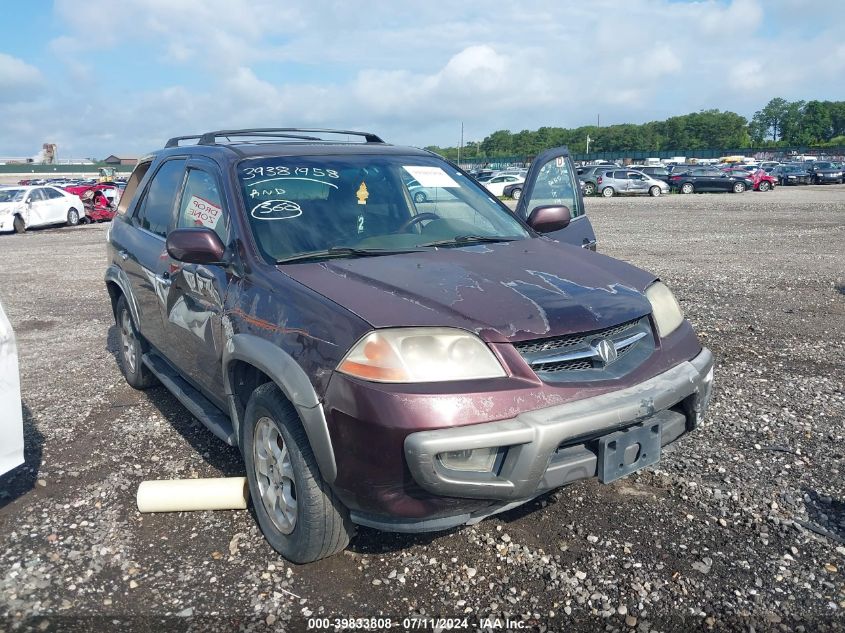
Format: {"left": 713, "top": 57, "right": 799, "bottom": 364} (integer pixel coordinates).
{"left": 1, "top": 0, "right": 844, "bottom": 160}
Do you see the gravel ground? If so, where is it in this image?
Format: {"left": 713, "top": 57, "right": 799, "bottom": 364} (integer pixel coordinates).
{"left": 0, "top": 185, "right": 843, "bottom": 632}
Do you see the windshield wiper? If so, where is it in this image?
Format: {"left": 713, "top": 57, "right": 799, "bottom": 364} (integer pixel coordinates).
{"left": 275, "top": 246, "right": 424, "bottom": 264}
{"left": 419, "top": 235, "right": 520, "bottom": 248}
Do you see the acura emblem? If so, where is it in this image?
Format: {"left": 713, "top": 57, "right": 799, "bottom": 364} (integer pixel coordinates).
{"left": 591, "top": 337, "right": 618, "bottom": 365}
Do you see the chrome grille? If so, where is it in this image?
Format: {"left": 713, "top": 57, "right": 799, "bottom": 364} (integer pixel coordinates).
{"left": 513, "top": 316, "right": 654, "bottom": 381}
{"left": 514, "top": 318, "right": 641, "bottom": 356}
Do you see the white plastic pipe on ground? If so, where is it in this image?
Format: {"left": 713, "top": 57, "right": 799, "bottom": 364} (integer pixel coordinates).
{"left": 137, "top": 477, "right": 249, "bottom": 513}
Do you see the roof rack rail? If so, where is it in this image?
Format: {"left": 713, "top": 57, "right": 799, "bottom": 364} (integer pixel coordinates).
{"left": 164, "top": 135, "right": 203, "bottom": 148}
{"left": 196, "top": 128, "right": 384, "bottom": 145}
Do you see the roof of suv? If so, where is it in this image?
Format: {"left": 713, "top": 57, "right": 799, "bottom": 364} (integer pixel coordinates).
{"left": 154, "top": 128, "right": 433, "bottom": 161}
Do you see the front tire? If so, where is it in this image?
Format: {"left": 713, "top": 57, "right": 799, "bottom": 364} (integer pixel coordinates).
{"left": 680, "top": 183, "right": 694, "bottom": 194}
{"left": 67, "top": 208, "right": 80, "bottom": 226}
{"left": 758, "top": 181, "right": 771, "bottom": 192}
{"left": 601, "top": 187, "right": 615, "bottom": 197}
{"left": 243, "top": 383, "right": 352, "bottom": 563}
{"left": 733, "top": 182, "right": 746, "bottom": 193}
{"left": 13, "top": 215, "right": 25, "bottom": 233}
{"left": 649, "top": 186, "right": 661, "bottom": 197}
{"left": 413, "top": 191, "right": 427, "bottom": 203}
{"left": 583, "top": 182, "right": 596, "bottom": 196}
{"left": 116, "top": 295, "right": 157, "bottom": 389}
{"left": 511, "top": 188, "right": 522, "bottom": 200}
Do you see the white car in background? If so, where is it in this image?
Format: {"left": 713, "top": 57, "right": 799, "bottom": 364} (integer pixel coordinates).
{"left": 0, "top": 185, "right": 86, "bottom": 234}
{"left": 483, "top": 174, "right": 525, "bottom": 196}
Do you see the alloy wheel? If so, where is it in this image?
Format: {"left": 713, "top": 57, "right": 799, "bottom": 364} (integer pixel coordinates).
{"left": 253, "top": 417, "right": 298, "bottom": 534}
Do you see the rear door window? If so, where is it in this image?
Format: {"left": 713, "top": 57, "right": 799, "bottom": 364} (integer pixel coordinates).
{"left": 43, "top": 188, "right": 64, "bottom": 200}
{"left": 134, "top": 159, "right": 186, "bottom": 237}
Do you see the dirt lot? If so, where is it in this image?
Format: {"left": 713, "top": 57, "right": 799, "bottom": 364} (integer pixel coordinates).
{"left": 1, "top": 185, "right": 844, "bottom": 632}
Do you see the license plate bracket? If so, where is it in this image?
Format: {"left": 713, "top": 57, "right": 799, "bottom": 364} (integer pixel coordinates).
{"left": 597, "top": 422, "right": 661, "bottom": 483}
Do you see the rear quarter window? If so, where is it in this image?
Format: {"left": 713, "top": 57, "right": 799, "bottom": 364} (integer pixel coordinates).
{"left": 117, "top": 161, "right": 153, "bottom": 216}
{"left": 133, "top": 159, "right": 186, "bottom": 237}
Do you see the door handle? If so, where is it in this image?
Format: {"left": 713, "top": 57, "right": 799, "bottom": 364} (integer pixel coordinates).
{"left": 118, "top": 250, "right": 129, "bottom": 261}
{"left": 155, "top": 271, "right": 171, "bottom": 288}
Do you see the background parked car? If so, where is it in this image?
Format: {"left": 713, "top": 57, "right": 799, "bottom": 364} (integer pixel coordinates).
{"left": 769, "top": 165, "right": 811, "bottom": 185}
{"left": 669, "top": 168, "right": 752, "bottom": 194}
{"left": 0, "top": 185, "right": 86, "bottom": 233}
{"left": 595, "top": 169, "right": 669, "bottom": 197}
{"left": 724, "top": 168, "right": 777, "bottom": 191}
{"left": 577, "top": 165, "right": 618, "bottom": 196}
{"left": 806, "top": 161, "right": 844, "bottom": 184}
{"left": 637, "top": 165, "right": 671, "bottom": 180}
{"left": 502, "top": 181, "right": 524, "bottom": 199}
{"left": 483, "top": 174, "right": 525, "bottom": 196}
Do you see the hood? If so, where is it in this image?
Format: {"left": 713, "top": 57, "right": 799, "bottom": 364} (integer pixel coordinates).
{"left": 281, "top": 238, "right": 656, "bottom": 343}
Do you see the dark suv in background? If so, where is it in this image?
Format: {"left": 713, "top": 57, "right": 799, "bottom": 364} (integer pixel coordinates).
{"left": 105, "top": 129, "right": 713, "bottom": 562}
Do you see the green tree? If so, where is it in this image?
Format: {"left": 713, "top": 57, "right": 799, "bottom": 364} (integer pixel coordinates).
{"left": 799, "top": 100, "right": 833, "bottom": 144}
{"left": 754, "top": 97, "right": 790, "bottom": 141}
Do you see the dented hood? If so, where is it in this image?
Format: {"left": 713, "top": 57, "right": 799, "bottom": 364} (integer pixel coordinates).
{"left": 280, "top": 238, "right": 657, "bottom": 343}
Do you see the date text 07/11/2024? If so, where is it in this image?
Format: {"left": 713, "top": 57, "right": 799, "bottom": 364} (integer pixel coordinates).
{"left": 305, "top": 617, "right": 528, "bottom": 630}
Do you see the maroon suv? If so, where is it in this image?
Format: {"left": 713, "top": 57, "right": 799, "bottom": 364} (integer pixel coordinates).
{"left": 105, "top": 129, "right": 713, "bottom": 563}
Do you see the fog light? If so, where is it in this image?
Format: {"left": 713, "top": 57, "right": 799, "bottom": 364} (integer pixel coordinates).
{"left": 437, "top": 447, "right": 499, "bottom": 472}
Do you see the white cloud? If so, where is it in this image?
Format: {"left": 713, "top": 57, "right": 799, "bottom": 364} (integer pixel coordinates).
{"left": 1, "top": 0, "right": 843, "bottom": 157}
{"left": 729, "top": 61, "right": 767, "bottom": 92}
{"left": 0, "top": 53, "right": 43, "bottom": 102}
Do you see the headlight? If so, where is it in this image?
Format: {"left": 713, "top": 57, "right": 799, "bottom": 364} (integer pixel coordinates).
{"left": 338, "top": 327, "right": 506, "bottom": 383}
{"left": 645, "top": 281, "right": 684, "bottom": 338}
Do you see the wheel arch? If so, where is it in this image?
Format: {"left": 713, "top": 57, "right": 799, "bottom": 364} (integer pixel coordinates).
{"left": 104, "top": 265, "right": 141, "bottom": 325}
{"left": 223, "top": 333, "right": 337, "bottom": 484}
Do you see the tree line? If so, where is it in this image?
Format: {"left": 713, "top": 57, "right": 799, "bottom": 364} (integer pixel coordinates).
{"left": 426, "top": 98, "right": 845, "bottom": 160}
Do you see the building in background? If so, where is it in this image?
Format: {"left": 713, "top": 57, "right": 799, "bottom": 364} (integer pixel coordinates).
{"left": 103, "top": 155, "right": 138, "bottom": 166}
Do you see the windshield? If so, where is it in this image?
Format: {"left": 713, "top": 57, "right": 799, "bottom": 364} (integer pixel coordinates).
{"left": 238, "top": 154, "right": 530, "bottom": 263}
{"left": 0, "top": 189, "right": 24, "bottom": 203}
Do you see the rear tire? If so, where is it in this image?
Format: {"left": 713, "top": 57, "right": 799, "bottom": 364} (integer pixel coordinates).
{"left": 413, "top": 191, "right": 427, "bottom": 203}
{"left": 649, "top": 186, "right": 661, "bottom": 197}
{"left": 243, "top": 383, "right": 353, "bottom": 563}
{"left": 511, "top": 188, "right": 522, "bottom": 200}
{"left": 758, "top": 181, "right": 771, "bottom": 192}
{"left": 13, "top": 215, "right": 25, "bottom": 234}
{"left": 733, "top": 182, "right": 746, "bottom": 193}
{"left": 601, "top": 187, "right": 615, "bottom": 197}
{"left": 116, "top": 295, "right": 157, "bottom": 389}
{"left": 680, "top": 183, "right": 694, "bottom": 194}
{"left": 584, "top": 182, "right": 596, "bottom": 196}
{"left": 67, "top": 208, "right": 80, "bottom": 226}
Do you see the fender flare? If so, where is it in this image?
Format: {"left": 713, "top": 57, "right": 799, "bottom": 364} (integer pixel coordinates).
{"left": 223, "top": 333, "right": 337, "bottom": 484}
{"left": 104, "top": 264, "right": 141, "bottom": 327}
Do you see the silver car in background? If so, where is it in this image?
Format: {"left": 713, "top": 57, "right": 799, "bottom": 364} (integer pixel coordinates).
{"left": 596, "top": 169, "right": 670, "bottom": 197}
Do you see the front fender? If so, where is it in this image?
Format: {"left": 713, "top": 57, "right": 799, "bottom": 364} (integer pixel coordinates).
{"left": 223, "top": 333, "right": 337, "bottom": 483}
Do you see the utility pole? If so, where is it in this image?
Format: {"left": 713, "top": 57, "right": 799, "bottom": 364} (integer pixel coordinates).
{"left": 586, "top": 134, "right": 591, "bottom": 154}
{"left": 458, "top": 122, "right": 464, "bottom": 165}
{"left": 597, "top": 114, "right": 600, "bottom": 127}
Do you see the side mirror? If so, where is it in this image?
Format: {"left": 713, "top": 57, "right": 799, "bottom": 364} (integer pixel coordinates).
{"left": 526, "top": 205, "right": 571, "bottom": 233}
{"left": 166, "top": 228, "right": 225, "bottom": 264}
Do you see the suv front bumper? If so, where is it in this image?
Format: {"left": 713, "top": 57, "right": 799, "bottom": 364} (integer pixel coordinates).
{"left": 403, "top": 347, "right": 713, "bottom": 503}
